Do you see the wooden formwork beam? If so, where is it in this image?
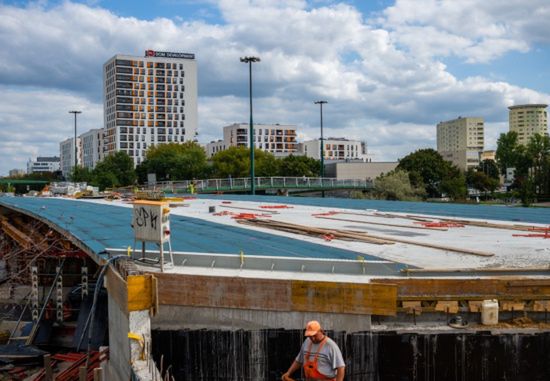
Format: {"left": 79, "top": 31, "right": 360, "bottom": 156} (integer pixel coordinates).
{"left": 377, "top": 278, "right": 550, "bottom": 302}
{"left": 154, "top": 273, "right": 398, "bottom": 316}
{"left": 0, "top": 217, "right": 32, "bottom": 250}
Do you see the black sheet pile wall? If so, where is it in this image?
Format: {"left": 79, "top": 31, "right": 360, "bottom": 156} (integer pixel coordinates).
{"left": 152, "top": 329, "right": 550, "bottom": 381}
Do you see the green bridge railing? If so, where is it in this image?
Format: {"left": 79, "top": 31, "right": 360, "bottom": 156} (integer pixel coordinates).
{"left": 149, "top": 177, "right": 374, "bottom": 194}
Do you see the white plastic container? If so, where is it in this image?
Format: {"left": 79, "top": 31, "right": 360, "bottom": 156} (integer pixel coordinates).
{"left": 481, "top": 299, "right": 499, "bottom": 325}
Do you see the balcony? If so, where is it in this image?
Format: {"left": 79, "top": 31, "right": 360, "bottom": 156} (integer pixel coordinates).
{"left": 116, "top": 67, "right": 133, "bottom": 74}
{"left": 116, "top": 97, "right": 133, "bottom": 104}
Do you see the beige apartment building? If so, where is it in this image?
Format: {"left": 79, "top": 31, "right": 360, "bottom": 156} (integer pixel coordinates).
{"left": 205, "top": 123, "right": 297, "bottom": 158}
{"left": 103, "top": 50, "right": 198, "bottom": 166}
{"left": 508, "top": 104, "right": 548, "bottom": 145}
{"left": 300, "top": 138, "right": 368, "bottom": 161}
{"left": 437, "top": 116, "right": 484, "bottom": 170}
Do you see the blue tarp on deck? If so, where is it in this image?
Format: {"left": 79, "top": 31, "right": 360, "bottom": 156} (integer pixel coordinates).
{"left": 0, "top": 197, "right": 393, "bottom": 263}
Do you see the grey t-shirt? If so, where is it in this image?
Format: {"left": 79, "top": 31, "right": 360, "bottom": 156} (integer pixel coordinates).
{"left": 296, "top": 337, "right": 345, "bottom": 378}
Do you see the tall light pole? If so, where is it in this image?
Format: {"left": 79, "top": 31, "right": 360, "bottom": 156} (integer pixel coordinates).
{"left": 314, "top": 100, "right": 327, "bottom": 178}
{"left": 240, "top": 56, "right": 260, "bottom": 195}
{"left": 69, "top": 110, "right": 82, "bottom": 182}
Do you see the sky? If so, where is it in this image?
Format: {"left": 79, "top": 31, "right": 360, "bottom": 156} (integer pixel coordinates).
{"left": 1, "top": 0, "right": 549, "bottom": 176}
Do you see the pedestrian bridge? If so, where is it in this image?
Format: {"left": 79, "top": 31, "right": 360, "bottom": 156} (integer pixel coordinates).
{"left": 150, "top": 177, "right": 374, "bottom": 194}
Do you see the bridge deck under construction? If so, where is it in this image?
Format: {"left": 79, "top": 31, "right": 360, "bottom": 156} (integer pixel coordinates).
{"left": 1, "top": 195, "right": 549, "bottom": 276}
{"left": 1, "top": 195, "right": 550, "bottom": 317}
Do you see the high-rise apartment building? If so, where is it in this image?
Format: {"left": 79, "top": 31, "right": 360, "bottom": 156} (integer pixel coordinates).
{"left": 103, "top": 50, "right": 198, "bottom": 166}
{"left": 213, "top": 123, "right": 297, "bottom": 157}
{"left": 80, "top": 129, "right": 104, "bottom": 169}
{"left": 437, "top": 117, "right": 484, "bottom": 170}
{"left": 60, "top": 137, "right": 80, "bottom": 178}
{"left": 508, "top": 104, "right": 548, "bottom": 145}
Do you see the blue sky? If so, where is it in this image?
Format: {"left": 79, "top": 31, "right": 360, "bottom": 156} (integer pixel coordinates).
{"left": 0, "top": 0, "right": 549, "bottom": 175}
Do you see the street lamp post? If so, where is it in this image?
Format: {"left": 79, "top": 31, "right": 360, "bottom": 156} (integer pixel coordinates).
{"left": 69, "top": 110, "right": 82, "bottom": 182}
{"left": 240, "top": 56, "right": 261, "bottom": 195}
{"left": 314, "top": 100, "right": 327, "bottom": 197}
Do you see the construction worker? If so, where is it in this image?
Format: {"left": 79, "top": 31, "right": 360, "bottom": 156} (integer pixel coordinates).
{"left": 282, "top": 320, "right": 345, "bottom": 381}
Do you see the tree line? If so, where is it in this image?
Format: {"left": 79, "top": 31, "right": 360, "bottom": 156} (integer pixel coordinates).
{"left": 6, "top": 132, "right": 548, "bottom": 205}
{"left": 372, "top": 132, "right": 549, "bottom": 205}
{"left": 69, "top": 142, "right": 321, "bottom": 189}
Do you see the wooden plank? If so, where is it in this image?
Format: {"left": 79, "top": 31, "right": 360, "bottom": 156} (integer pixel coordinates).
{"left": 376, "top": 278, "right": 550, "bottom": 301}
{"left": 151, "top": 275, "right": 159, "bottom": 317}
{"left": 290, "top": 281, "right": 397, "bottom": 316}
{"left": 155, "top": 274, "right": 291, "bottom": 311}
{"left": 237, "top": 218, "right": 493, "bottom": 256}
{"left": 402, "top": 301, "right": 422, "bottom": 315}
{"left": 105, "top": 267, "right": 128, "bottom": 316}
{"left": 468, "top": 301, "right": 482, "bottom": 312}
{"left": 533, "top": 300, "right": 550, "bottom": 312}
{"left": 154, "top": 273, "right": 397, "bottom": 316}
{"left": 127, "top": 275, "right": 153, "bottom": 312}
{"left": 435, "top": 301, "right": 459, "bottom": 314}
{"left": 315, "top": 215, "right": 449, "bottom": 231}
{"left": 501, "top": 301, "right": 525, "bottom": 311}
{"left": 0, "top": 218, "right": 32, "bottom": 250}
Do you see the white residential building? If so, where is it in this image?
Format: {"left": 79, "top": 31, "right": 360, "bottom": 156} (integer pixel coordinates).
{"left": 208, "top": 123, "right": 297, "bottom": 158}
{"left": 437, "top": 116, "right": 484, "bottom": 170}
{"left": 300, "top": 138, "right": 368, "bottom": 161}
{"left": 80, "top": 129, "right": 104, "bottom": 169}
{"left": 103, "top": 50, "right": 198, "bottom": 166}
{"left": 27, "top": 156, "right": 61, "bottom": 174}
{"left": 205, "top": 140, "right": 227, "bottom": 158}
{"left": 59, "top": 138, "right": 81, "bottom": 178}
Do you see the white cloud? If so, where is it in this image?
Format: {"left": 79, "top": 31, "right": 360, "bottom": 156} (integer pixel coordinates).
{"left": 0, "top": 85, "right": 102, "bottom": 172}
{"left": 379, "top": 0, "right": 549, "bottom": 63}
{"left": 0, "top": 1, "right": 549, "bottom": 175}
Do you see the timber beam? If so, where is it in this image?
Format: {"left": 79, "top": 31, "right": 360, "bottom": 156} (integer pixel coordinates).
{"left": 0, "top": 216, "right": 33, "bottom": 250}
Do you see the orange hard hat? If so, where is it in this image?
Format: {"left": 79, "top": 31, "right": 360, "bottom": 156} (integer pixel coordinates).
{"left": 304, "top": 320, "right": 321, "bottom": 337}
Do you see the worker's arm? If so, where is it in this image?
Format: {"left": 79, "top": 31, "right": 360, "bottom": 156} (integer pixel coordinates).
{"left": 335, "top": 366, "right": 345, "bottom": 381}
{"left": 281, "top": 360, "right": 302, "bottom": 380}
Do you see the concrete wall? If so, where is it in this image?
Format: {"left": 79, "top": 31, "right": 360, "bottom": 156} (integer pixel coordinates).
{"left": 152, "top": 305, "right": 371, "bottom": 332}
{"left": 105, "top": 289, "right": 131, "bottom": 381}
{"left": 325, "top": 162, "right": 398, "bottom": 180}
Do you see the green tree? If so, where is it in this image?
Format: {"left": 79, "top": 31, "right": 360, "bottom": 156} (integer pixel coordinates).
{"left": 14, "top": 171, "right": 63, "bottom": 182}
{"left": 478, "top": 159, "right": 500, "bottom": 180}
{"left": 212, "top": 147, "right": 250, "bottom": 178}
{"left": 211, "top": 147, "right": 280, "bottom": 178}
{"left": 277, "top": 155, "right": 320, "bottom": 177}
{"left": 466, "top": 169, "right": 499, "bottom": 194}
{"left": 511, "top": 148, "right": 534, "bottom": 205}
{"left": 93, "top": 171, "right": 119, "bottom": 191}
{"left": 69, "top": 167, "right": 94, "bottom": 183}
{"left": 397, "top": 149, "right": 463, "bottom": 198}
{"left": 255, "top": 150, "right": 279, "bottom": 177}
{"left": 92, "top": 151, "right": 136, "bottom": 189}
{"left": 495, "top": 131, "right": 521, "bottom": 176}
{"left": 439, "top": 167, "right": 468, "bottom": 200}
{"left": 526, "top": 133, "right": 550, "bottom": 196}
{"left": 373, "top": 169, "right": 425, "bottom": 200}
{"left": 141, "top": 142, "right": 208, "bottom": 181}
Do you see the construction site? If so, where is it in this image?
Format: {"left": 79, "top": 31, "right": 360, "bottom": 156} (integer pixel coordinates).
{"left": 0, "top": 192, "right": 549, "bottom": 380}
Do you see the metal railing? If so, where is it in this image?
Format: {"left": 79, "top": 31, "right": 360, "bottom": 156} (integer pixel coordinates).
{"left": 145, "top": 177, "right": 374, "bottom": 193}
